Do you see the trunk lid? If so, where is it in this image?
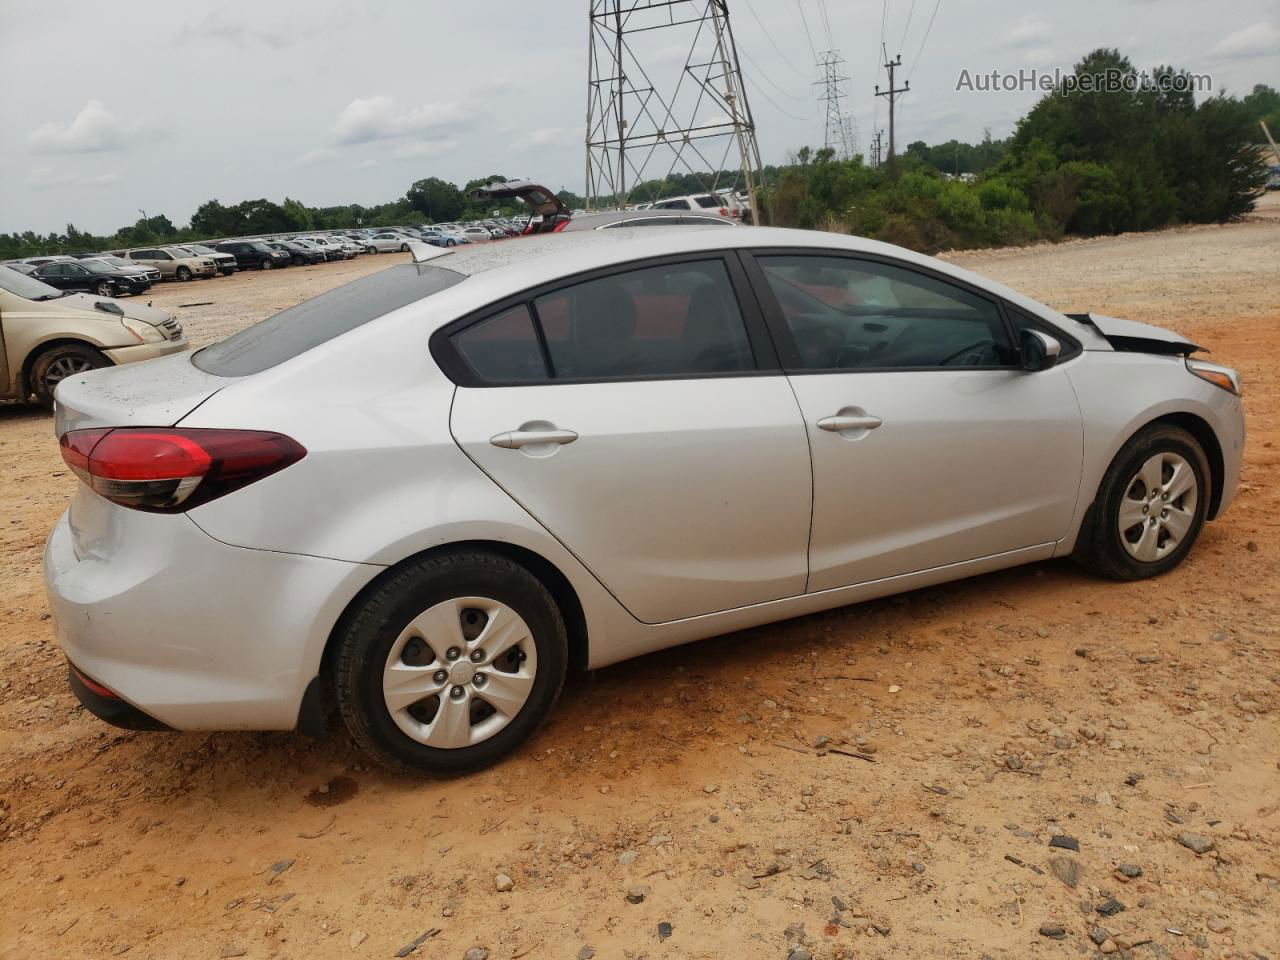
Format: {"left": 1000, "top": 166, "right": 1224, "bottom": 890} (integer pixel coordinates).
{"left": 1067, "top": 312, "right": 1202, "bottom": 356}
{"left": 53, "top": 351, "right": 227, "bottom": 436}
{"left": 466, "top": 179, "right": 568, "bottom": 219}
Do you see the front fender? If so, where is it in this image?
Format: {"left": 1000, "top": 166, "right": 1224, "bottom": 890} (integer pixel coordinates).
{"left": 1059, "top": 352, "right": 1244, "bottom": 553}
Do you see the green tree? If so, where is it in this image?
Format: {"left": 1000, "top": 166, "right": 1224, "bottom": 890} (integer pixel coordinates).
{"left": 405, "top": 177, "right": 464, "bottom": 222}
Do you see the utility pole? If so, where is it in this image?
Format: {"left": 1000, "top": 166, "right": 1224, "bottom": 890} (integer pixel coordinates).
{"left": 870, "top": 130, "right": 883, "bottom": 168}
{"left": 585, "top": 1, "right": 765, "bottom": 222}
{"left": 874, "top": 53, "right": 908, "bottom": 170}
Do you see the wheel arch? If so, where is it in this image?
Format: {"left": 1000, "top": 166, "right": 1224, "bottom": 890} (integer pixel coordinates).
{"left": 1148, "top": 411, "right": 1225, "bottom": 519}
{"left": 21, "top": 337, "right": 113, "bottom": 396}
{"left": 318, "top": 539, "right": 590, "bottom": 681}
{"left": 1071, "top": 409, "right": 1227, "bottom": 558}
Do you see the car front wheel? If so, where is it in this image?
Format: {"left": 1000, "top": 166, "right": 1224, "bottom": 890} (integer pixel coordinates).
{"left": 334, "top": 551, "right": 568, "bottom": 775}
{"left": 175, "top": 266, "right": 192, "bottom": 281}
{"left": 94, "top": 280, "right": 115, "bottom": 297}
{"left": 30, "top": 342, "right": 110, "bottom": 407}
{"left": 261, "top": 259, "right": 273, "bottom": 270}
{"left": 1075, "top": 424, "right": 1210, "bottom": 580}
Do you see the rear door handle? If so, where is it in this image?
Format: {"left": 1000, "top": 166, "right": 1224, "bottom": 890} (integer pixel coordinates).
{"left": 817, "top": 414, "right": 882, "bottom": 432}
{"left": 490, "top": 428, "right": 579, "bottom": 449}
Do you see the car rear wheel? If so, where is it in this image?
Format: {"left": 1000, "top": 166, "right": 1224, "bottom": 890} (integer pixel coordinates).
{"left": 93, "top": 280, "right": 115, "bottom": 297}
{"left": 30, "top": 342, "right": 110, "bottom": 407}
{"left": 334, "top": 550, "right": 568, "bottom": 775}
{"left": 1074, "top": 424, "right": 1210, "bottom": 580}
{"left": 175, "top": 266, "right": 192, "bottom": 281}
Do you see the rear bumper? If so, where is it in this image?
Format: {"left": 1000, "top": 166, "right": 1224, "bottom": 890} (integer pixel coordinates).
{"left": 43, "top": 507, "right": 380, "bottom": 731}
{"left": 68, "top": 662, "right": 172, "bottom": 731}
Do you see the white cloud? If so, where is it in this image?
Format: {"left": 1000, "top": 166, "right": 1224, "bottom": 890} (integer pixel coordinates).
{"left": 333, "top": 96, "right": 465, "bottom": 146}
{"left": 999, "top": 15, "right": 1052, "bottom": 47}
{"left": 1211, "top": 21, "right": 1279, "bottom": 59}
{"left": 1021, "top": 46, "right": 1056, "bottom": 65}
{"left": 27, "top": 167, "right": 122, "bottom": 189}
{"left": 29, "top": 100, "right": 145, "bottom": 154}
{"left": 390, "top": 140, "right": 457, "bottom": 160}
{"left": 296, "top": 146, "right": 336, "bottom": 167}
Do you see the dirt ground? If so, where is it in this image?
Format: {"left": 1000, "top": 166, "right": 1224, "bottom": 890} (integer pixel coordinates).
{"left": 1, "top": 199, "right": 1277, "bottom": 960}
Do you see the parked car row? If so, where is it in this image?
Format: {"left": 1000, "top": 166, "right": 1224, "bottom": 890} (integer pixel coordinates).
{"left": 0, "top": 222, "right": 516, "bottom": 299}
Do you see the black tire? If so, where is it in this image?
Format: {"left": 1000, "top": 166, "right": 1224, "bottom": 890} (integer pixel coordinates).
{"left": 334, "top": 551, "right": 568, "bottom": 775}
{"left": 1074, "top": 424, "right": 1211, "bottom": 581}
{"left": 446, "top": 238, "right": 456, "bottom": 247}
{"left": 261, "top": 259, "right": 273, "bottom": 270}
{"left": 30, "top": 342, "right": 110, "bottom": 407}
{"left": 220, "top": 268, "right": 235, "bottom": 276}
{"left": 93, "top": 280, "right": 115, "bottom": 297}
{"left": 175, "top": 266, "right": 192, "bottom": 282}
{"left": 366, "top": 246, "right": 377, "bottom": 255}
{"left": 399, "top": 243, "right": 409, "bottom": 252}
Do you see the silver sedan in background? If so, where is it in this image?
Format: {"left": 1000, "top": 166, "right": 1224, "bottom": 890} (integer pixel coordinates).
{"left": 44, "top": 227, "right": 1243, "bottom": 775}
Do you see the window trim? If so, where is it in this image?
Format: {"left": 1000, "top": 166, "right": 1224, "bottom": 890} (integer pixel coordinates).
{"left": 430, "top": 251, "right": 781, "bottom": 388}
{"left": 739, "top": 248, "right": 1023, "bottom": 375}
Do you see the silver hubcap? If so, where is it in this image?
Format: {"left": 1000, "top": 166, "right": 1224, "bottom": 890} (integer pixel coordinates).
{"left": 1118, "top": 452, "right": 1197, "bottom": 562}
{"left": 45, "top": 356, "right": 93, "bottom": 387}
{"left": 382, "top": 597, "right": 537, "bottom": 749}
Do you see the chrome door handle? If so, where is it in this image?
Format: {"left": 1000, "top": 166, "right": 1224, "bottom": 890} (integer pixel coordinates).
{"left": 817, "top": 414, "right": 882, "bottom": 432}
{"left": 490, "top": 428, "right": 579, "bottom": 449}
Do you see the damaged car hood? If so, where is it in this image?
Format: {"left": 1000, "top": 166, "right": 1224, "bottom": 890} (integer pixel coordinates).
{"left": 1067, "top": 312, "right": 1203, "bottom": 356}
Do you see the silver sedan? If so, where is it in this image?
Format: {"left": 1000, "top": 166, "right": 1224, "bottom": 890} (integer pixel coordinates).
{"left": 44, "top": 227, "right": 1243, "bottom": 774}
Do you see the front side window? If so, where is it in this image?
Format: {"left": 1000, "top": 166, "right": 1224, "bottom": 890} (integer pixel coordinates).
{"left": 153, "top": 250, "right": 173, "bottom": 261}
{"left": 757, "top": 255, "right": 1013, "bottom": 370}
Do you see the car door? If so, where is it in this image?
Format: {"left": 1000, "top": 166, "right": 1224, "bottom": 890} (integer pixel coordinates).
{"left": 445, "top": 254, "right": 813, "bottom": 624}
{"left": 61, "top": 262, "right": 94, "bottom": 292}
{"left": 33, "top": 264, "right": 71, "bottom": 291}
{"left": 744, "top": 251, "right": 1084, "bottom": 592}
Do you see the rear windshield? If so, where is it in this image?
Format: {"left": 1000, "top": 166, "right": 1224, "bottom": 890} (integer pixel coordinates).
{"left": 193, "top": 262, "right": 466, "bottom": 376}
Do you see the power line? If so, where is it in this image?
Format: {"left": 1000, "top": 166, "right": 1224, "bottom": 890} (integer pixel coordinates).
{"left": 745, "top": 72, "right": 816, "bottom": 122}
{"left": 898, "top": 0, "right": 917, "bottom": 50}
{"left": 906, "top": 0, "right": 942, "bottom": 84}
{"left": 742, "top": 0, "right": 811, "bottom": 80}
{"left": 816, "top": 0, "right": 835, "bottom": 48}
{"left": 737, "top": 41, "right": 812, "bottom": 101}
{"left": 795, "top": 0, "right": 817, "bottom": 59}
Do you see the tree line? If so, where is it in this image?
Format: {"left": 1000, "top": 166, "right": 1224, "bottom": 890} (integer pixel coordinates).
{"left": 767, "top": 55, "right": 1274, "bottom": 251}
{"left": 2, "top": 52, "right": 1273, "bottom": 261}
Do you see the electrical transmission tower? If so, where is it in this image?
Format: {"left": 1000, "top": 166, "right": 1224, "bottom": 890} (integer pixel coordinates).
{"left": 585, "top": 0, "right": 765, "bottom": 222}
{"left": 815, "top": 49, "right": 858, "bottom": 160}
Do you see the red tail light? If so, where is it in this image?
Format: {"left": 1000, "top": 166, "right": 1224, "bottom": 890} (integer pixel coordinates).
{"left": 59, "top": 427, "right": 306, "bottom": 513}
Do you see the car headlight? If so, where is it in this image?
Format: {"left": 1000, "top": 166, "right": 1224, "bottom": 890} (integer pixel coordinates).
{"left": 121, "top": 316, "right": 164, "bottom": 343}
{"left": 1186, "top": 358, "right": 1242, "bottom": 396}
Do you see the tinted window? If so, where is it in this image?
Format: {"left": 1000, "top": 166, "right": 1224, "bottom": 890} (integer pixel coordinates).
{"left": 532, "top": 259, "right": 754, "bottom": 379}
{"left": 154, "top": 250, "right": 173, "bottom": 260}
{"left": 194, "top": 262, "right": 466, "bottom": 377}
{"left": 694, "top": 195, "right": 721, "bottom": 208}
{"left": 131, "top": 250, "right": 155, "bottom": 259}
{"left": 453, "top": 305, "right": 548, "bottom": 382}
{"left": 757, "top": 255, "right": 1013, "bottom": 370}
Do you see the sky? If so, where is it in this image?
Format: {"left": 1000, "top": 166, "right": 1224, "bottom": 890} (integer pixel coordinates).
{"left": 1, "top": 0, "right": 1276, "bottom": 234}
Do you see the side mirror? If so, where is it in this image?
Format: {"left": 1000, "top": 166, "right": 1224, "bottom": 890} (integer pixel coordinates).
{"left": 1020, "top": 329, "right": 1061, "bottom": 372}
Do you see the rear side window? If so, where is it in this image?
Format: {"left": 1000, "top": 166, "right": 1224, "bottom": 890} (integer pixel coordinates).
{"left": 454, "top": 305, "right": 548, "bottom": 382}
{"left": 445, "top": 259, "right": 756, "bottom": 384}
{"left": 194, "top": 262, "right": 465, "bottom": 376}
